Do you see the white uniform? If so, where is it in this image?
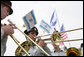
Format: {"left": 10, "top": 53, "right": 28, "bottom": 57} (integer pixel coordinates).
{"left": 24, "top": 44, "right": 51, "bottom": 56}
{"left": 1, "top": 29, "right": 8, "bottom": 56}
{"left": 81, "top": 47, "right": 83, "bottom": 56}
{"left": 51, "top": 50, "right": 66, "bottom": 56}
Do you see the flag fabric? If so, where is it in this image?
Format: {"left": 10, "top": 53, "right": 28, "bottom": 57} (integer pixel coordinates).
{"left": 60, "top": 24, "right": 68, "bottom": 41}
{"left": 59, "top": 24, "right": 66, "bottom": 45}
{"left": 40, "top": 20, "right": 51, "bottom": 33}
{"left": 23, "top": 10, "right": 37, "bottom": 31}
{"left": 50, "top": 10, "right": 68, "bottom": 45}
{"left": 50, "top": 10, "right": 57, "bottom": 26}
{"left": 50, "top": 10, "right": 58, "bottom": 31}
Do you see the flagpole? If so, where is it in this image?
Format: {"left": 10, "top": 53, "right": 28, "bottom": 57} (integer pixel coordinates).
{"left": 61, "top": 24, "right": 71, "bottom": 47}
{"left": 54, "top": 9, "right": 61, "bottom": 32}
{"left": 55, "top": 9, "right": 65, "bottom": 46}
{"left": 55, "top": 9, "right": 71, "bottom": 47}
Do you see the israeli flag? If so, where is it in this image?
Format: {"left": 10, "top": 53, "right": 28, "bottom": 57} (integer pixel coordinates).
{"left": 40, "top": 20, "right": 51, "bottom": 33}
{"left": 50, "top": 10, "right": 57, "bottom": 26}
{"left": 23, "top": 10, "right": 37, "bottom": 31}
{"left": 60, "top": 24, "right": 68, "bottom": 41}
{"left": 50, "top": 10, "right": 58, "bottom": 31}
{"left": 60, "top": 24, "right": 65, "bottom": 32}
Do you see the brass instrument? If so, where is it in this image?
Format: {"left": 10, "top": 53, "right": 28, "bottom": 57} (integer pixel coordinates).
{"left": 8, "top": 20, "right": 51, "bottom": 56}
{"left": 66, "top": 47, "right": 83, "bottom": 56}
{"left": 52, "top": 31, "right": 62, "bottom": 45}
{"left": 1, "top": 23, "right": 30, "bottom": 56}
{"left": 10, "top": 35, "right": 31, "bottom": 56}
{"left": 15, "top": 41, "right": 32, "bottom": 56}
{"left": 15, "top": 31, "right": 61, "bottom": 56}
{"left": 35, "top": 31, "right": 62, "bottom": 45}
{"left": 42, "top": 38, "right": 83, "bottom": 44}
{"left": 8, "top": 20, "right": 83, "bottom": 56}
{"left": 37, "top": 30, "right": 83, "bottom": 45}
{"left": 41, "top": 30, "right": 64, "bottom": 45}
{"left": 14, "top": 29, "right": 83, "bottom": 56}
{"left": 36, "top": 28, "right": 83, "bottom": 38}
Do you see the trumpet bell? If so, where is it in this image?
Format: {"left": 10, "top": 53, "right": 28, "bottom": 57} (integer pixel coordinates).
{"left": 15, "top": 41, "right": 32, "bottom": 56}
{"left": 66, "top": 47, "right": 82, "bottom": 56}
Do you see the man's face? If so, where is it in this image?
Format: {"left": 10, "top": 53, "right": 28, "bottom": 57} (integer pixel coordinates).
{"left": 28, "top": 31, "right": 36, "bottom": 41}
{"left": 1, "top": 5, "right": 10, "bottom": 20}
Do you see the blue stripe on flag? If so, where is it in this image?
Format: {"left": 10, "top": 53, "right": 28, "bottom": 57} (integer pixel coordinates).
{"left": 31, "top": 11, "right": 36, "bottom": 24}
{"left": 42, "top": 20, "right": 51, "bottom": 28}
{"left": 50, "top": 11, "right": 54, "bottom": 24}
{"left": 60, "top": 24, "right": 65, "bottom": 32}
{"left": 40, "top": 25, "right": 50, "bottom": 33}
{"left": 54, "top": 28, "right": 56, "bottom": 31}
{"left": 50, "top": 11, "right": 57, "bottom": 26}
{"left": 23, "top": 16, "right": 30, "bottom": 29}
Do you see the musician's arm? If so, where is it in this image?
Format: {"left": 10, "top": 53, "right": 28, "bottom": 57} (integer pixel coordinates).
{"left": 1, "top": 28, "right": 4, "bottom": 40}
{"left": 34, "top": 46, "right": 51, "bottom": 56}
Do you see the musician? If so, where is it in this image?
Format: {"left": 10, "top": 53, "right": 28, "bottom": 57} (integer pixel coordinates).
{"left": 1, "top": 1, "right": 14, "bottom": 56}
{"left": 80, "top": 43, "right": 83, "bottom": 55}
{"left": 51, "top": 43, "right": 66, "bottom": 56}
{"left": 63, "top": 46, "right": 67, "bottom": 52}
{"left": 24, "top": 27, "right": 51, "bottom": 56}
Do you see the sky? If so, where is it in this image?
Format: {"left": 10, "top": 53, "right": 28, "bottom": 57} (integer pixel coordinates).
{"left": 1, "top": 1, "right": 83, "bottom": 56}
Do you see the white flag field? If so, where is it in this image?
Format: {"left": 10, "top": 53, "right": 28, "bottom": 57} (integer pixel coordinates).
{"left": 40, "top": 20, "right": 51, "bottom": 33}
{"left": 23, "top": 10, "right": 37, "bottom": 31}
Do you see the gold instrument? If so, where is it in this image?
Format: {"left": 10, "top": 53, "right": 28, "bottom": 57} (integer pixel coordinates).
{"left": 52, "top": 31, "right": 62, "bottom": 45}
{"left": 1, "top": 23, "right": 30, "bottom": 56}
{"left": 66, "top": 47, "right": 83, "bottom": 56}
{"left": 36, "top": 28, "right": 83, "bottom": 45}
{"left": 35, "top": 31, "right": 62, "bottom": 44}
{"left": 14, "top": 28, "right": 83, "bottom": 56}
{"left": 8, "top": 20, "right": 51, "bottom": 56}
{"left": 42, "top": 38, "right": 83, "bottom": 44}
{"left": 15, "top": 41, "right": 32, "bottom": 56}
{"left": 36, "top": 28, "right": 83, "bottom": 38}
{"left": 8, "top": 20, "right": 83, "bottom": 56}
{"left": 15, "top": 31, "right": 62, "bottom": 56}
{"left": 10, "top": 35, "right": 31, "bottom": 56}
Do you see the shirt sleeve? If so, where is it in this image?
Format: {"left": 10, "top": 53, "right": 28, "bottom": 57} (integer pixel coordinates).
{"left": 34, "top": 46, "right": 51, "bottom": 56}
{"left": 1, "top": 28, "right": 4, "bottom": 40}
